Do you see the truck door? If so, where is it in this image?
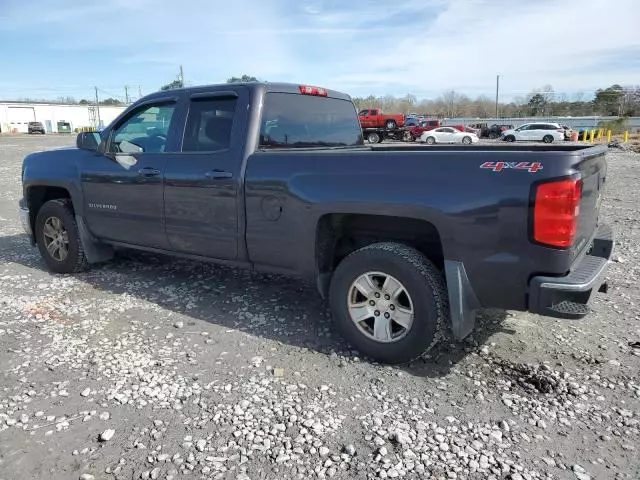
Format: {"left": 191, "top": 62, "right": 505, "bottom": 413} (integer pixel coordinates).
{"left": 358, "top": 109, "right": 368, "bottom": 128}
{"left": 360, "top": 109, "right": 375, "bottom": 128}
{"left": 79, "top": 100, "right": 179, "bottom": 249}
{"left": 162, "top": 87, "right": 248, "bottom": 260}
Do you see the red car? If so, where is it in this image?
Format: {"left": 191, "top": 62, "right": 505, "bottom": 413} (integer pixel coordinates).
{"left": 358, "top": 108, "right": 405, "bottom": 130}
{"left": 407, "top": 120, "right": 441, "bottom": 140}
{"left": 453, "top": 124, "right": 480, "bottom": 135}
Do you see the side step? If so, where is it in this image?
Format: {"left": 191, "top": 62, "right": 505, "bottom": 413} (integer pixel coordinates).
{"left": 548, "top": 300, "right": 591, "bottom": 319}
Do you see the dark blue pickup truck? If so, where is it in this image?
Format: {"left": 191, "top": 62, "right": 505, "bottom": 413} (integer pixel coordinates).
{"left": 19, "top": 82, "right": 613, "bottom": 364}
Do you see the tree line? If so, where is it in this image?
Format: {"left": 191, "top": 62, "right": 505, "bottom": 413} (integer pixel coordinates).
{"left": 353, "top": 84, "right": 640, "bottom": 118}
{"left": 15, "top": 79, "right": 639, "bottom": 118}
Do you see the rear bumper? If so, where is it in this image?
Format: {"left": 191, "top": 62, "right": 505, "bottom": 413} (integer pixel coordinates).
{"left": 528, "top": 223, "right": 614, "bottom": 319}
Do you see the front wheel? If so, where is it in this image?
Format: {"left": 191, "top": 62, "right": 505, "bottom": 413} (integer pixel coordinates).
{"left": 425, "top": 136, "right": 436, "bottom": 145}
{"left": 542, "top": 135, "right": 554, "bottom": 143}
{"left": 462, "top": 136, "right": 472, "bottom": 145}
{"left": 35, "top": 199, "right": 88, "bottom": 274}
{"left": 367, "top": 132, "right": 381, "bottom": 144}
{"left": 329, "top": 242, "right": 449, "bottom": 364}
{"left": 504, "top": 135, "right": 516, "bottom": 142}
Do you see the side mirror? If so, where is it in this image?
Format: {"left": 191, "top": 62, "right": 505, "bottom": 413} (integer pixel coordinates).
{"left": 76, "top": 132, "right": 101, "bottom": 151}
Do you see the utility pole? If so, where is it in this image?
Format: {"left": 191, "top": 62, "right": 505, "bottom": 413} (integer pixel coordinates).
{"left": 495, "top": 75, "right": 500, "bottom": 118}
{"left": 138, "top": 85, "right": 142, "bottom": 98}
{"left": 179, "top": 65, "right": 184, "bottom": 87}
{"left": 94, "top": 86, "right": 102, "bottom": 128}
{"left": 124, "top": 85, "right": 130, "bottom": 104}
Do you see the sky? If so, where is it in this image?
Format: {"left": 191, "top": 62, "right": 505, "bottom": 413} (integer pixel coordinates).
{"left": 1, "top": 0, "right": 639, "bottom": 103}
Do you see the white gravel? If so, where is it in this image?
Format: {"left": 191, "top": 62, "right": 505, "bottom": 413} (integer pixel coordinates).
{"left": 0, "top": 135, "right": 638, "bottom": 480}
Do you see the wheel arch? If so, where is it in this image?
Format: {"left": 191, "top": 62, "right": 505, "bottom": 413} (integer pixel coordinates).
{"left": 314, "top": 213, "right": 480, "bottom": 341}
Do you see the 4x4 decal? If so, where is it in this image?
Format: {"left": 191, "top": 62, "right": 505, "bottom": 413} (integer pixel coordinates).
{"left": 480, "top": 161, "right": 543, "bottom": 173}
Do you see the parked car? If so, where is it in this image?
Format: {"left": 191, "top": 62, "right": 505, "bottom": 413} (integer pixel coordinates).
{"left": 28, "top": 121, "right": 46, "bottom": 134}
{"left": 358, "top": 108, "right": 405, "bottom": 130}
{"left": 420, "top": 127, "right": 479, "bottom": 145}
{"left": 501, "top": 122, "right": 566, "bottom": 143}
{"left": 404, "top": 118, "right": 421, "bottom": 127}
{"left": 452, "top": 124, "right": 480, "bottom": 135}
{"left": 20, "top": 81, "right": 613, "bottom": 364}
{"left": 407, "top": 120, "right": 441, "bottom": 140}
{"left": 486, "top": 124, "right": 514, "bottom": 139}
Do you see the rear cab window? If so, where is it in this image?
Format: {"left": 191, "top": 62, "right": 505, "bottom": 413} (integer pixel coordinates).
{"left": 182, "top": 97, "right": 237, "bottom": 152}
{"left": 259, "top": 93, "right": 364, "bottom": 149}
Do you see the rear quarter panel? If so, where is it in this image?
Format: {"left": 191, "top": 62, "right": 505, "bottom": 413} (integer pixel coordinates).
{"left": 243, "top": 146, "right": 605, "bottom": 310}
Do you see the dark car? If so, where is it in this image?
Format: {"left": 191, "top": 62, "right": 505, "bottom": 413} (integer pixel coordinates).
{"left": 19, "top": 81, "right": 613, "bottom": 364}
{"left": 28, "top": 122, "right": 46, "bottom": 134}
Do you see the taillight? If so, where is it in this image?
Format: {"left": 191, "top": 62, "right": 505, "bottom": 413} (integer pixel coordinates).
{"left": 533, "top": 178, "right": 583, "bottom": 248}
{"left": 299, "top": 85, "right": 328, "bottom": 96}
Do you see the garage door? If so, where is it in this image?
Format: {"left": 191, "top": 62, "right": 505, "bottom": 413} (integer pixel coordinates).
{"left": 7, "top": 106, "right": 35, "bottom": 133}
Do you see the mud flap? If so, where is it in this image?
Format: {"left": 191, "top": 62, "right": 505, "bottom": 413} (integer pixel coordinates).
{"left": 76, "top": 215, "right": 115, "bottom": 264}
{"left": 444, "top": 260, "right": 481, "bottom": 340}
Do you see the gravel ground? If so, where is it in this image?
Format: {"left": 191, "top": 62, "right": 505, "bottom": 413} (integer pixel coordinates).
{"left": 0, "top": 135, "right": 638, "bottom": 480}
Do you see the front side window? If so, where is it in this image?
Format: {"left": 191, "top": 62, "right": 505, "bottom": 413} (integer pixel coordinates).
{"left": 110, "top": 103, "right": 175, "bottom": 154}
{"left": 182, "top": 97, "right": 237, "bottom": 152}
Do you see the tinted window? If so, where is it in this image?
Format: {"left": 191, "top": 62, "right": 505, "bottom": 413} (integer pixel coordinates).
{"left": 182, "top": 97, "right": 236, "bottom": 152}
{"left": 110, "top": 103, "right": 175, "bottom": 153}
{"left": 260, "top": 93, "right": 363, "bottom": 149}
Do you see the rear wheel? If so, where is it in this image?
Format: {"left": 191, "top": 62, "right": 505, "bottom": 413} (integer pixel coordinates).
{"left": 367, "top": 132, "right": 380, "bottom": 144}
{"left": 329, "top": 242, "right": 448, "bottom": 364}
{"left": 425, "top": 136, "right": 436, "bottom": 145}
{"left": 542, "top": 134, "right": 554, "bottom": 143}
{"left": 35, "top": 199, "right": 87, "bottom": 274}
{"left": 462, "top": 136, "right": 472, "bottom": 145}
{"left": 385, "top": 120, "right": 397, "bottom": 130}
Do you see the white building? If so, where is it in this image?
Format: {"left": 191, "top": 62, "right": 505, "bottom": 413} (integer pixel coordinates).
{"left": 0, "top": 102, "right": 127, "bottom": 134}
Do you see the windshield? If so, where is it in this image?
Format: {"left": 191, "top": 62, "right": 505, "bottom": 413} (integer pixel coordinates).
{"left": 260, "top": 93, "right": 364, "bottom": 149}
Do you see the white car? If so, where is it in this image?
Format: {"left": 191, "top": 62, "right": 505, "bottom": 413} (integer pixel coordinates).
{"left": 420, "top": 127, "right": 479, "bottom": 145}
{"left": 501, "top": 122, "right": 565, "bottom": 143}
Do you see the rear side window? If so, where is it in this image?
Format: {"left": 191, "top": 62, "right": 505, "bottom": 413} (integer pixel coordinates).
{"left": 182, "top": 97, "right": 237, "bottom": 152}
{"left": 260, "top": 93, "right": 363, "bottom": 149}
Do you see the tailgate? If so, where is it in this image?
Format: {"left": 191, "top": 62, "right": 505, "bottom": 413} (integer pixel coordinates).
{"left": 574, "top": 147, "right": 607, "bottom": 254}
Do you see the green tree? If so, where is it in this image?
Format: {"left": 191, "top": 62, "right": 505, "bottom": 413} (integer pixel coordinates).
{"left": 100, "top": 97, "right": 123, "bottom": 106}
{"left": 527, "top": 93, "right": 547, "bottom": 115}
{"left": 594, "top": 84, "right": 624, "bottom": 115}
{"left": 160, "top": 79, "right": 184, "bottom": 90}
{"left": 226, "top": 75, "right": 259, "bottom": 83}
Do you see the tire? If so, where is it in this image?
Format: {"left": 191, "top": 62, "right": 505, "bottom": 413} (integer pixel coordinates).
{"left": 402, "top": 131, "right": 412, "bottom": 142}
{"left": 385, "top": 120, "right": 397, "bottom": 130}
{"left": 425, "top": 136, "right": 436, "bottom": 145}
{"left": 367, "top": 132, "right": 380, "bottom": 144}
{"left": 504, "top": 135, "right": 516, "bottom": 142}
{"left": 329, "top": 242, "right": 449, "bottom": 364}
{"left": 542, "top": 135, "right": 554, "bottom": 144}
{"left": 35, "top": 199, "right": 88, "bottom": 274}
{"left": 462, "top": 136, "right": 472, "bottom": 145}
